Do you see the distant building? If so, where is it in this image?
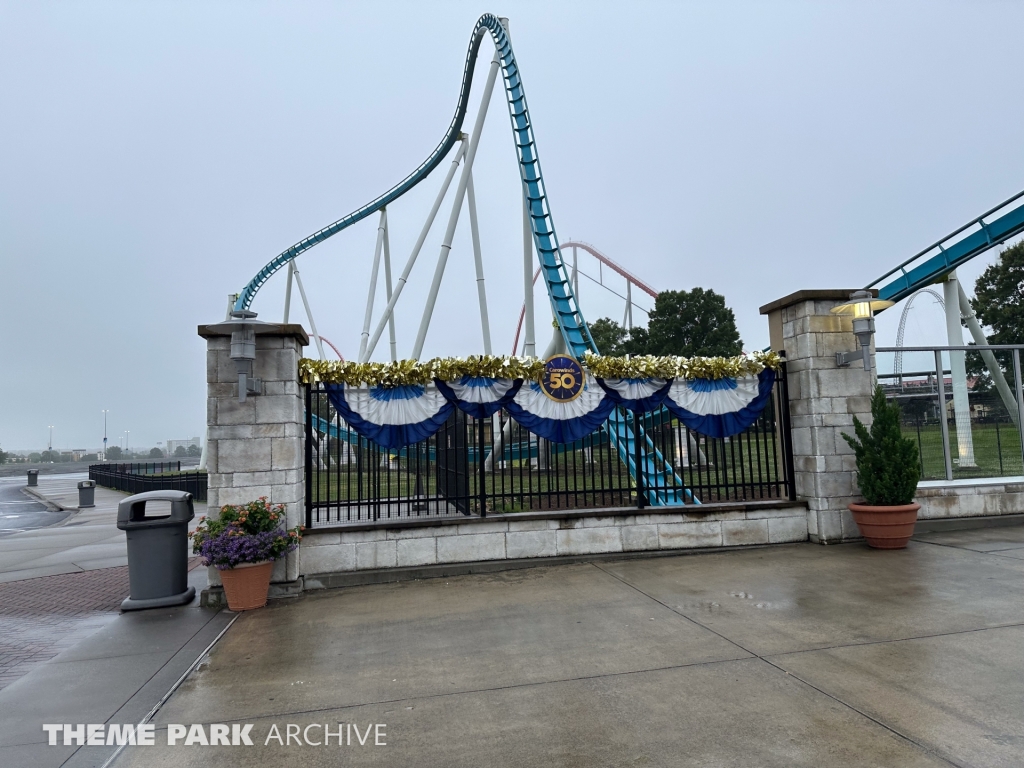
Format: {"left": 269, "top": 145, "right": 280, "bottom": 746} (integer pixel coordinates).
{"left": 166, "top": 436, "right": 202, "bottom": 455}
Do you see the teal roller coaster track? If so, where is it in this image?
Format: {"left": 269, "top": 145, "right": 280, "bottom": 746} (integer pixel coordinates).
{"left": 235, "top": 14, "right": 690, "bottom": 505}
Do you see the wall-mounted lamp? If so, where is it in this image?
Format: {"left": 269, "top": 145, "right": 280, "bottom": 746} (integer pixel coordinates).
{"left": 830, "top": 290, "right": 894, "bottom": 372}
{"left": 224, "top": 310, "right": 263, "bottom": 402}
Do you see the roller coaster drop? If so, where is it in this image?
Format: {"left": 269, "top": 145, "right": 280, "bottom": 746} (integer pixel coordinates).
{"left": 230, "top": 14, "right": 689, "bottom": 504}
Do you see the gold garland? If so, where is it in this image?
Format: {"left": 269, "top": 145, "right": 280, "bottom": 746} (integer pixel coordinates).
{"left": 299, "top": 355, "right": 546, "bottom": 386}
{"left": 299, "top": 351, "right": 781, "bottom": 386}
{"left": 582, "top": 350, "right": 781, "bottom": 380}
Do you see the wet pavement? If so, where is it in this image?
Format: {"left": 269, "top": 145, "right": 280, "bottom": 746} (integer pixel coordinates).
{"left": 106, "top": 526, "right": 1024, "bottom": 768}
{"left": 0, "top": 476, "right": 69, "bottom": 537}
{"left": 0, "top": 474, "right": 225, "bottom": 768}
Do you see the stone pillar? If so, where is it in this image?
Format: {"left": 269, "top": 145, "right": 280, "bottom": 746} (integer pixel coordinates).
{"left": 760, "top": 290, "right": 876, "bottom": 544}
{"left": 199, "top": 321, "right": 309, "bottom": 590}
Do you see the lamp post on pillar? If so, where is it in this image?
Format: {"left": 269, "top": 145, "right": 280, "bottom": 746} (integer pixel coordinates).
{"left": 833, "top": 290, "right": 893, "bottom": 371}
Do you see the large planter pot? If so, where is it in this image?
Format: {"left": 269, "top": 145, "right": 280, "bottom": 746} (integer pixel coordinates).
{"left": 219, "top": 561, "right": 274, "bottom": 611}
{"left": 848, "top": 503, "right": 920, "bottom": 549}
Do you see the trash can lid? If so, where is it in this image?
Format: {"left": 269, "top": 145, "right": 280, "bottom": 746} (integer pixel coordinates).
{"left": 117, "top": 490, "right": 195, "bottom": 528}
{"left": 78, "top": 480, "right": 95, "bottom": 488}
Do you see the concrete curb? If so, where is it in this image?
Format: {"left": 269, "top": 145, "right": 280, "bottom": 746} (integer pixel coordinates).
{"left": 22, "top": 485, "right": 75, "bottom": 514}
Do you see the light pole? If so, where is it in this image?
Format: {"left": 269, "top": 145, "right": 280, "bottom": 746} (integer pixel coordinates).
{"left": 124, "top": 430, "right": 130, "bottom": 458}
{"left": 102, "top": 410, "right": 109, "bottom": 460}
{"left": 47, "top": 426, "right": 54, "bottom": 453}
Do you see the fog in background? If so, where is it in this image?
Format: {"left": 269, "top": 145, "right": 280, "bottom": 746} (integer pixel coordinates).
{"left": 3, "top": 1, "right": 1023, "bottom": 450}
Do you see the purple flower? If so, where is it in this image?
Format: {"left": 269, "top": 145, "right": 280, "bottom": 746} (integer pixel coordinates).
{"left": 196, "top": 525, "right": 299, "bottom": 570}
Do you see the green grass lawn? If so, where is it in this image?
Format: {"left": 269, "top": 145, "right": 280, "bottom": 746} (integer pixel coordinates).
{"left": 309, "top": 443, "right": 787, "bottom": 511}
{"left": 903, "top": 421, "right": 1023, "bottom": 480}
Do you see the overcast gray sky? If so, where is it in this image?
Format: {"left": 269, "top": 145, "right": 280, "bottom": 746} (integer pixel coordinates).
{"left": 3, "top": 1, "right": 1023, "bottom": 451}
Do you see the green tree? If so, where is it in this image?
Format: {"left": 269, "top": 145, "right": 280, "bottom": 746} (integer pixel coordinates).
{"left": 40, "top": 450, "right": 60, "bottom": 463}
{"left": 645, "top": 288, "right": 743, "bottom": 357}
{"left": 186, "top": 444, "right": 202, "bottom": 457}
{"left": 28, "top": 452, "right": 42, "bottom": 462}
{"left": 621, "top": 326, "right": 650, "bottom": 356}
{"left": 972, "top": 242, "right": 1024, "bottom": 344}
{"left": 105, "top": 446, "right": 122, "bottom": 460}
{"left": 588, "top": 318, "right": 629, "bottom": 356}
{"left": 173, "top": 445, "right": 188, "bottom": 457}
{"left": 842, "top": 386, "right": 920, "bottom": 505}
{"left": 0, "top": 447, "right": 8, "bottom": 465}
{"left": 149, "top": 447, "right": 164, "bottom": 459}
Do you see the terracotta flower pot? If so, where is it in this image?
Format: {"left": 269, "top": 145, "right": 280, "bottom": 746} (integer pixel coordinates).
{"left": 219, "top": 561, "right": 274, "bottom": 611}
{"left": 848, "top": 503, "right": 920, "bottom": 549}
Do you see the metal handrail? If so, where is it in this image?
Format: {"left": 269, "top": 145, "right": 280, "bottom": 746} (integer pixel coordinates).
{"left": 878, "top": 344, "right": 1024, "bottom": 352}
{"left": 867, "top": 189, "right": 1024, "bottom": 288}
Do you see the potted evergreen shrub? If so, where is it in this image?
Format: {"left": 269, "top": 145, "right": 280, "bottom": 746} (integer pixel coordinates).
{"left": 842, "top": 386, "right": 921, "bottom": 548}
{"left": 190, "top": 497, "right": 303, "bottom": 610}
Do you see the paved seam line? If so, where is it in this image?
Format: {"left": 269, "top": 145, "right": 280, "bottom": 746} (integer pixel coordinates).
{"left": 589, "top": 561, "right": 963, "bottom": 768}
{"left": 914, "top": 538, "right": 1024, "bottom": 556}
{"left": 759, "top": 657, "right": 965, "bottom": 768}
{"left": 763, "top": 621, "right": 1024, "bottom": 658}
{"left": 91, "top": 611, "right": 239, "bottom": 768}
{"left": 141, "top": 653, "right": 758, "bottom": 729}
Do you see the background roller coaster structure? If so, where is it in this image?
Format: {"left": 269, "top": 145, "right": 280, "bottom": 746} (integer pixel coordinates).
{"left": 223, "top": 12, "right": 1024, "bottom": 500}
{"left": 228, "top": 14, "right": 692, "bottom": 505}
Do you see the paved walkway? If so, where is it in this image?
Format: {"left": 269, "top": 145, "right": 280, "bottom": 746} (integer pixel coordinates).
{"left": 106, "top": 525, "right": 1024, "bottom": 767}
{"left": 0, "top": 474, "right": 229, "bottom": 768}
{"left": 1, "top": 474, "right": 129, "bottom": 582}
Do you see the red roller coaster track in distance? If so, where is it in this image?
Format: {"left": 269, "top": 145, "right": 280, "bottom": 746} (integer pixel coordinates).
{"left": 512, "top": 241, "right": 659, "bottom": 355}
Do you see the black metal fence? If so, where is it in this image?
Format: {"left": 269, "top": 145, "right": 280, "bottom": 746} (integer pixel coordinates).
{"left": 89, "top": 462, "right": 207, "bottom": 500}
{"left": 304, "top": 365, "right": 795, "bottom": 528}
{"left": 878, "top": 345, "right": 1024, "bottom": 481}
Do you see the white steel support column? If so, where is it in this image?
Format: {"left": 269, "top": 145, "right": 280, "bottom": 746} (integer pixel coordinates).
{"left": 572, "top": 245, "right": 579, "bottom": 298}
{"left": 624, "top": 280, "right": 633, "bottom": 331}
{"left": 943, "top": 272, "right": 976, "bottom": 467}
{"left": 382, "top": 214, "right": 398, "bottom": 362}
{"left": 412, "top": 49, "right": 501, "bottom": 360}
{"left": 958, "top": 283, "right": 1018, "bottom": 426}
{"left": 467, "top": 171, "right": 492, "bottom": 354}
{"left": 293, "top": 261, "right": 325, "bottom": 360}
{"left": 358, "top": 209, "right": 388, "bottom": 362}
{"left": 283, "top": 261, "right": 295, "bottom": 323}
{"left": 522, "top": 194, "right": 536, "bottom": 358}
{"left": 363, "top": 142, "right": 467, "bottom": 360}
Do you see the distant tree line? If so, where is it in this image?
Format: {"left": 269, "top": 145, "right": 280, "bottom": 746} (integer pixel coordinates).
{"left": 588, "top": 287, "right": 743, "bottom": 358}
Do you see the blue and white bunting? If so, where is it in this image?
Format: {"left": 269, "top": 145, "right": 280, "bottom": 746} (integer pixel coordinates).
{"left": 595, "top": 377, "right": 671, "bottom": 412}
{"left": 504, "top": 375, "right": 616, "bottom": 444}
{"left": 663, "top": 368, "right": 776, "bottom": 438}
{"left": 434, "top": 376, "right": 522, "bottom": 419}
{"left": 324, "top": 382, "right": 453, "bottom": 450}
{"left": 323, "top": 366, "right": 776, "bottom": 448}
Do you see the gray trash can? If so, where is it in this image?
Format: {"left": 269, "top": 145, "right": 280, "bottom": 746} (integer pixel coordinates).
{"left": 77, "top": 480, "right": 96, "bottom": 508}
{"left": 27, "top": 469, "right": 38, "bottom": 487}
{"left": 116, "top": 490, "right": 196, "bottom": 611}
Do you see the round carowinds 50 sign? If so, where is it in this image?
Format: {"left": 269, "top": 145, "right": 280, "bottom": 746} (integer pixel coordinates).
{"left": 540, "top": 355, "right": 585, "bottom": 402}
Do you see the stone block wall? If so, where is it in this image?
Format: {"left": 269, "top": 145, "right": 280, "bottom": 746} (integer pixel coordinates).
{"left": 916, "top": 480, "right": 1024, "bottom": 519}
{"left": 200, "top": 322, "right": 309, "bottom": 587}
{"left": 299, "top": 503, "right": 808, "bottom": 581}
{"left": 761, "top": 290, "right": 876, "bottom": 544}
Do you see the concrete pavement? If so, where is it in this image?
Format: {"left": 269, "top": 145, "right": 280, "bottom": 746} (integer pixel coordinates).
{"left": 0, "top": 474, "right": 129, "bottom": 583}
{"left": 106, "top": 526, "right": 1024, "bottom": 768}
{"left": 0, "top": 473, "right": 232, "bottom": 768}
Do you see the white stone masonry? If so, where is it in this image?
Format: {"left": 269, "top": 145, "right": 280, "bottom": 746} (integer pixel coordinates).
{"left": 761, "top": 290, "right": 876, "bottom": 543}
{"left": 200, "top": 322, "right": 309, "bottom": 586}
